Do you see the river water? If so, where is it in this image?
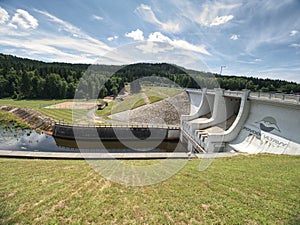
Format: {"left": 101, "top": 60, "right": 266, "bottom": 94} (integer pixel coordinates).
{"left": 0, "top": 126, "right": 185, "bottom": 153}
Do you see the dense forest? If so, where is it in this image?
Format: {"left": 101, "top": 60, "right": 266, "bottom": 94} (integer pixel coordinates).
{"left": 0, "top": 53, "right": 299, "bottom": 100}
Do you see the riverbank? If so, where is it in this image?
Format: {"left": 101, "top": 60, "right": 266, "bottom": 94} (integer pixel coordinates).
{"left": 0, "top": 106, "right": 55, "bottom": 134}
{"left": 0, "top": 110, "right": 30, "bottom": 130}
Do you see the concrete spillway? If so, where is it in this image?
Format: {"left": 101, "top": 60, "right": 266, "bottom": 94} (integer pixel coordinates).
{"left": 181, "top": 88, "right": 300, "bottom": 155}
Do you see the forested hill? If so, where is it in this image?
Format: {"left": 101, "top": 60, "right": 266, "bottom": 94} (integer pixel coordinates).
{"left": 0, "top": 53, "right": 299, "bottom": 100}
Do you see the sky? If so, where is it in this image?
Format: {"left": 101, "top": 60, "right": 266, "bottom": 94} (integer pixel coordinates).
{"left": 0, "top": 0, "right": 300, "bottom": 82}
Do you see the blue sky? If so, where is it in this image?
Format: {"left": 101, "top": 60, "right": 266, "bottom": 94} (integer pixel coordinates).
{"left": 0, "top": 0, "right": 299, "bottom": 82}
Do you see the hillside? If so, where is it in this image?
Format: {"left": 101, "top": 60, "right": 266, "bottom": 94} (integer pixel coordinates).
{"left": 0, "top": 53, "right": 299, "bottom": 100}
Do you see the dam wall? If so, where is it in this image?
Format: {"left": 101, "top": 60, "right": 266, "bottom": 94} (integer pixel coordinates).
{"left": 181, "top": 89, "right": 300, "bottom": 155}
{"left": 53, "top": 124, "right": 180, "bottom": 141}
{"left": 227, "top": 98, "right": 300, "bottom": 155}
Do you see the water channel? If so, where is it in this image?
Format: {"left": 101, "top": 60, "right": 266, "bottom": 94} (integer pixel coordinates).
{"left": 0, "top": 126, "right": 186, "bottom": 153}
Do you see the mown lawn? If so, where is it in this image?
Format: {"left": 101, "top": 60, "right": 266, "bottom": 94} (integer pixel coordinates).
{"left": 0, "top": 99, "right": 89, "bottom": 124}
{"left": 0, "top": 154, "right": 299, "bottom": 224}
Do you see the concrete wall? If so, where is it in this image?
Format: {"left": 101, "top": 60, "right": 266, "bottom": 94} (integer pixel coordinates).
{"left": 228, "top": 100, "right": 300, "bottom": 155}
{"left": 181, "top": 89, "right": 300, "bottom": 155}
{"left": 53, "top": 124, "right": 180, "bottom": 141}
{"left": 188, "top": 91, "right": 202, "bottom": 115}
{"left": 189, "top": 89, "right": 241, "bottom": 132}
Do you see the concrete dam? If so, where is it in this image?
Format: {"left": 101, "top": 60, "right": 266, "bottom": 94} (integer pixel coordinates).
{"left": 181, "top": 88, "right": 300, "bottom": 155}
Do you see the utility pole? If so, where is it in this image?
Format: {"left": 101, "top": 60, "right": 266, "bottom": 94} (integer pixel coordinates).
{"left": 220, "top": 66, "right": 226, "bottom": 75}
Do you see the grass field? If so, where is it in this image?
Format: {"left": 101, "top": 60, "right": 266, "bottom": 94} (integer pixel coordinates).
{"left": 0, "top": 99, "right": 90, "bottom": 124}
{"left": 0, "top": 154, "right": 299, "bottom": 224}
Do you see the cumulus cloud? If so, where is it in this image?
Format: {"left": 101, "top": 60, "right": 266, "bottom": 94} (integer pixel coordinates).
{"left": 11, "top": 9, "right": 38, "bottom": 29}
{"left": 290, "top": 30, "right": 299, "bottom": 36}
{"left": 0, "top": 6, "right": 9, "bottom": 24}
{"left": 230, "top": 34, "right": 239, "bottom": 40}
{"left": 0, "top": 9, "right": 113, "bottom": 63}
{"left": 138, "top": 31, "right": 210, "bottom": 55}
{"left": 107, "top": 35, "right": 118, "bottom": 41}
{"left": 135, "top": 4, "right": 180, "bottom": 33}
{"left": 125, "top": 29, "right": 144, "bottom": 41}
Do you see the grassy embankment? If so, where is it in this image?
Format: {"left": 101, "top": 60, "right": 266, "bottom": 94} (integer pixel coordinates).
{"left": 0, "top": 111, "right": 30, "bottom": 129}
{"left": 0, "top": 154, "right": 299, "bottom": 224}
{"left": 0, "top": 99, "right": 89, "bottom": 124}
{"left": 95, "top": 86, "right": 183, "bottom": 120}
{"left": 0, "top": 87, "right": 183, "bottom": 124}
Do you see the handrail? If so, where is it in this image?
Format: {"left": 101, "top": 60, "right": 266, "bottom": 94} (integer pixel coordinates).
{"left": 184, "top": 88, "right": 300, "bottom": 104}
{"left": 54, "top": 122, "right": 180, "bottom": 130}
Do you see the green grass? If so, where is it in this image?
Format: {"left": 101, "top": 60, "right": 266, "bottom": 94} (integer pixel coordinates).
{"left": 95, "top": 86, "right": 183, "bottom": 119}
{"left": 0, "top": 154, "right": 299, "bottom": 224}
{"left": 132, "top": 98, "right": 146, "bottom": 109}
{"left": 95, "top": 93, "right": 146, "bottom": 118}
{"left": 143, "top": 86, "right": 183, "bottom": 98}
{"left": 148, "top": 95, "right": 164, "bottom": 103}
{"left": 0, "top": 99, "right": 89, "bottom": 124}
{"left": 0, "top": 111, "right": 30, "bottom": 129}
{"left": 94, "top": 101, "right": 116, "bottom": 120}
{"left": 0, "top": 99, "right": 69, "bottom": 110}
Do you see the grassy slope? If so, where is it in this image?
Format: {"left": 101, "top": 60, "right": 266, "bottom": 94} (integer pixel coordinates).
{"left": 95, "top": 87, "right": 183, "bottom": 118}
{"left": 0, "top": 155, "right": 299, "bottom": 224}
{"left": 0, "top": 99, "right": 89, "bottom": 124}
{"left": 0, "top": 111, "right": 30, "bottom": 129}
{"left": 0, "top": 87, "right": 183, "bottom": 123}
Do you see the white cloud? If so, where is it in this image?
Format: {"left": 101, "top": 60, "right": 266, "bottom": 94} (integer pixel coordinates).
{"left": 289, "top": 43, "right": 300, "bottom": 48}
{"left": 195, "top": 2, "right": 239, "bottom": 27}
{"left": 34, "top": 9, "right": 111, "bottom": 51}
{"left": 254, "top": 58, "right": 262, "bottom": 62}
{"left": 0, "top": 6, "right": 9, "bottom": 24}
{"left": 230, "top": 34, "right": 239, "bottom": 40}
{"left": 125, "top": 29, "right": 144, "bottom": 41}
{"left": 107, "top": 35, "right": 118, "bottom": 41}
{"left": 92, "top": 15, "right": 103, "bottom": 21}
{"left": 290, "top": 30, "right": 299, "bottom": 36}
{"left": 139, "top": 31, "right": 210, "bottom": 55}
{"left": 11, "top": 9, "right": 38, "bottom": 29}
{"left": 135, "top": 4, "right": 180, "bottom": 33}
{"left": 210, "top": 15, "right": 234, "bottom": 26}
{"left": 0, "top": 9, "right": 113, "bottom": 63}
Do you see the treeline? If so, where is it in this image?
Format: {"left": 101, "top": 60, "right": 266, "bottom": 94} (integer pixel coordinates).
{"left": 0, "top": 54, "right": 87, "bottom": 99}
{"left": 216, "top": 75, "right": 300, "bottom": 93}
{"left": 0, "top": 53, "right": 299, "bottom": 100}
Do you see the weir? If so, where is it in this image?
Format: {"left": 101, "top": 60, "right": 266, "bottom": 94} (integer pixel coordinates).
{"left": 181, "top": 88, "right": 300, "bottom": 155}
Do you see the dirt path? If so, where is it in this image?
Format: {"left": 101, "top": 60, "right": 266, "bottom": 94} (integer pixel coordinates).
{"left": 142, "top": 92, "right": 151, "bottom": 105}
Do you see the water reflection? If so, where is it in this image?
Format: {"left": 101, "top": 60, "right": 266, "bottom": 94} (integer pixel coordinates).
{"left": 0, "top": 126, "right": 185, "bottom": 153}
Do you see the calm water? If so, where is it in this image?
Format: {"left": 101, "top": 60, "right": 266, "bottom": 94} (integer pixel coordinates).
{"left": 0, "top": 126, "right": 185, "bottom": 153}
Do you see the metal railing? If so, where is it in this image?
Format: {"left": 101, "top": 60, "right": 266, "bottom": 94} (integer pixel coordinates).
{"left": 55, "top": 121, "right": 180, "bottom": 130}
{"left": 184, "top": 88, "right": 300, "bottom": 105}
{"left": 249, "top": 92, "right": 300, "bottom": 104}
